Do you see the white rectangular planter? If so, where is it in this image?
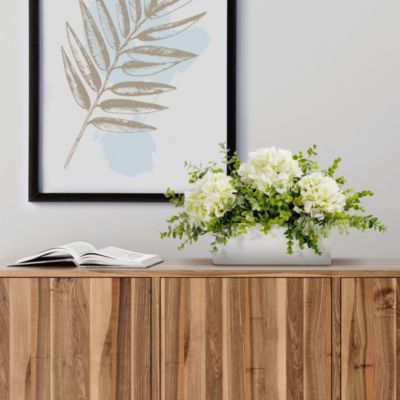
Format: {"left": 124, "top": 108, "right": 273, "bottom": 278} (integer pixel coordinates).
{"left": 212, "top": 227, "right": 332, "bottom": 266}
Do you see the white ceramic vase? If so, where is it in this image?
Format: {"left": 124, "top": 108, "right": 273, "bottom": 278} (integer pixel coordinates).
{"left": 212, "top": 226, "right": 331, "bottom": 266}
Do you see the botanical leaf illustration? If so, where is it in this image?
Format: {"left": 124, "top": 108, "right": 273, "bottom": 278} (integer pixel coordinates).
{"left": 127, "top": 46, "right": 197, "bottom": 63}
{"left": 90, "top": 117, "right": 156, "bottom": 132}
{"left": 122, "top": 60, "right": 178, "bottom": 76}
{"left": 61, "top": 47, "right": 91, "bottom": 110}
{"left": 128, "top": 0, "right": 142, "bottom": 25}
{"left": 62, "top": 0, "right": 206, "bottom": 168}
{"left": 99, "top": 99, "right": 168, "bottom": 113}
{"left": 144, "top": 0, "right": 157, "bottom": 17}
{"left": 97, "top": 0, "right": 120, "bottom": 49}
{"left": 66, "top": 23, "right": 101, "bottom": 92}
{"left": 116, "top": 0, "right": 131, "bottom": 38}
{"left": 80, "top": 0, "right": 110, "bottom": 70}
{"left": 109, "top": 81, "right": 176, "bottom": 96}
{"left": 151, "top": 0, "right": 192, "bottom": 18}
{"left": 138, "top": 12, "right": 206, "bottom": 41}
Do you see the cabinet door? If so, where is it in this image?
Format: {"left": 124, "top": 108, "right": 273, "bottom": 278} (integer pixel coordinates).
{"left": 0, "top": 278, "right": 156, "bottom": 400}
{"left": 161, "top": 278, "right": 332, "bottom": 400}
{"left": 342, "top": 278, "right": 399, "bottom": 400}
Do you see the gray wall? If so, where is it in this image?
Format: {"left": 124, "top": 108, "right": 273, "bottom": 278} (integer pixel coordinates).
{"left": 0, "top": 0, "right": 398, "bottom": 259}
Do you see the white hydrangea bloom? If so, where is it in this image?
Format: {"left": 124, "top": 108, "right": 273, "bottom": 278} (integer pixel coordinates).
{"left": 296, "top": 172, "right": 346, "bottom": 220}
{"left": 239, "top": 147, "right": 302, "bottom": 194}
{"left": 184, "top": 172, "right": 236, "bottom": 224}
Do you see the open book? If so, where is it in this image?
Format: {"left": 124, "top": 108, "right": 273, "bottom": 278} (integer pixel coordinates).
{"left": 11, "top": 242, "right": 163, "bottom": 268}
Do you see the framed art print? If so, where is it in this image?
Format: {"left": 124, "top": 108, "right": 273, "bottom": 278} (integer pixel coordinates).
{"left": 29, "top": 0, "right": 236, "bottom": 202}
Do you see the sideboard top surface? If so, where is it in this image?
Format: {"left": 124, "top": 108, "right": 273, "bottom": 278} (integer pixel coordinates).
{"left": 1, "top": 258, "right": 400, "bottom": 277}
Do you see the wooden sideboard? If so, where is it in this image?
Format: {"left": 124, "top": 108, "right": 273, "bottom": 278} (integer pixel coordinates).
{"left": 0, "top": 258, "right": 400, "bottom": 400}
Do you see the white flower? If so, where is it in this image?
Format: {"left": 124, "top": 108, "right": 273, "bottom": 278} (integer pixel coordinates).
{"left": 239, "top": 147, "right": 302, "bottom": 194}
{"left": 184, "top": 172, "right": 236, "bottom": 224}
{"left": 296, "top": 172, "right": 345, "bottom": 220}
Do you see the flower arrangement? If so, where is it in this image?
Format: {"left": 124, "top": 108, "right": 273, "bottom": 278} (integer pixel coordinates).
{"left": 161, "top": 145, "right": 386, "bottom": 255}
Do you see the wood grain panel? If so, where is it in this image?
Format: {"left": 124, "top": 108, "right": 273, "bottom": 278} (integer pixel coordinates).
{"left": 374, "top": 279, "right": 396, "bottom": 399}
{"left": 397, "top": 279, "right": 400, "bottom": 400}
{"left": 205, "top": 279, "right": 223, "bottom": 399}
{"left": 9, "top": 279, "right": 32, "bottom": 400}
{"left": 52, "top": 278, "right": 90, "bottom": 400}
{"left": 0, "top": 278, "right": 154, "bottom": 400}
{"left": 332, "top": 278, "right": 341, "bottom": 400}
{"left": 90, "top": 278, "right": 113, "bottom": 400}
{"left": 286, "top": 279, "right": 304, "bottom": 400}
{"left": 246, "top": 278, "right": 287, "bottom": 399}
{"left": 90, "top": 278, "right": 154, "bottom": 400}
{"left": 342, "top": 278, "right": 397, "bottom": 400}
{"left": 184, "top": 279, "right": 207, "bottom": 400}
{"left": 161, "top": 278, "right": 180, "bottom": 400}
{"left": 113, "top": 279, "right": 131, "bottom": 399}
{"left": 161, "top": 278, "right": 332, "bottom": 400}
{"left": 131, "top": 278, "right": 152, "bottom": 400}
{"left": 151, "top": 278, "right": 161, "bottom": 400}
{"left": 304, "top": 278, "right": 332, "bottom": 399}
{"left": 0, "top": 279, "right": 9, "bottom": 400}
{"left": 32, "top": 279, "right": 51, "bottom": 400}
{"left": 225, "top": 279, "right": 247, "bottom": 400}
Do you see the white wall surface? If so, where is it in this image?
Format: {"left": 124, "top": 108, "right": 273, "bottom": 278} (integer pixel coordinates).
{"left": 0, "top": 0, "right": 398, "bottom": 259}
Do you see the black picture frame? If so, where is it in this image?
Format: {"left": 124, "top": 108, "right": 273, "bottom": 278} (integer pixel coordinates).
{"left": 29, "top": 0, "right": 237, "bottom": 202}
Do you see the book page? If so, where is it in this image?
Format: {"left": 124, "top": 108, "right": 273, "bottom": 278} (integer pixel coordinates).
{"left": 59, "top": 242, "right": 97, "bottom": 259}
{"left": 96, "top": 247, "right": 144, "bottom": 261}
{"left": 16, "top": 250, "right": 73, "bottom": 264}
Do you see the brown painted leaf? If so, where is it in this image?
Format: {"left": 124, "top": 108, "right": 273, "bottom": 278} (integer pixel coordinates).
{"left": 90, "top": 117, "right": 156, "bottom": 133}
{"left": 99, "top": 99, "right": 167, "bottom": 113}
{"left": 127, "top": 46, "right": 197, "bottom": 63}
{"left": 116, "top": 0, "right": 131, "bottom": 38}
{"left": 61, "top": 47, "right": 91, "bottom": 110}
{"left": 144, "top": 0, "right": 157, "bottom": 16}
{"left": 80, "top": 0, "right": 110, "bottom": 71}
{"left": 66, "top": 23, "right": 101, "bottom": 92}
{"left": 122, "top": 60, "right": 178, "bottom": 76}
{"left": 128, "top": 0, "right": 142, "bottom": 26}
{"left": 151, "top": 0, "right": 192, "bottom": 18}
{"left": 97, "top": 0, "right": 120, "bottom": 49}
{"left": 110, "top": 81, "right": 176, "bottom": 96}
{"left": 138, "top": 12, "right": 206, "bottom": 41}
